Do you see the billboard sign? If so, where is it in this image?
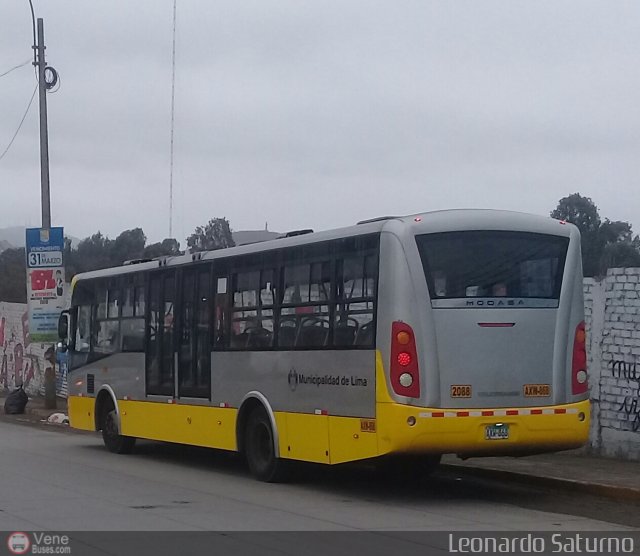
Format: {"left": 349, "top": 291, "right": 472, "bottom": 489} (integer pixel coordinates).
{"left": 25, "top": 227, "right": 65, "bottom": 343}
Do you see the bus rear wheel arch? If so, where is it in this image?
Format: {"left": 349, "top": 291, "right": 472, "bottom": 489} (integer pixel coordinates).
{"left": 95, "top": 391, "right": 136, "bottom": 455}
{"left": 238, "top": 401, "right": 289, "bottom": 482}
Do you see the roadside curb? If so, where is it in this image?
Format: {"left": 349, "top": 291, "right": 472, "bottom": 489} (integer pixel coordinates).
{"left": 441, "top": 463, "right": 640, "bottom": 502}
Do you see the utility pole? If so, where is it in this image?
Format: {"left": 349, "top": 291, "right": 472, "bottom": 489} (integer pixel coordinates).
{"left": 35, "top": 18, "right": 51, "bottom": 229}
{"left": 32, "top": 16, "right": 58, "bottom": 410}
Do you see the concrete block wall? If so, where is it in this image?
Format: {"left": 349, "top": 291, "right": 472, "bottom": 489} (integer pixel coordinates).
{"left": 585, "top": 268, "right": 640, "bottom": 460}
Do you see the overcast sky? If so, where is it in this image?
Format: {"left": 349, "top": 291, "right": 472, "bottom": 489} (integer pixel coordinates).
{"left": 1, "top": 1, "right": 638, "bottom": 245}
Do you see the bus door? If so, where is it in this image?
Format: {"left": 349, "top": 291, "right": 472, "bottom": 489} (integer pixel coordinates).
{"left": 146, "top": 270, "right": 176, "bottom": 397}
{"left": 177, "top": 266, "right": 212, "bottom": 399}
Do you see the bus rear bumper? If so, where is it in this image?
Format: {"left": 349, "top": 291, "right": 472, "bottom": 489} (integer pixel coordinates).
{"left": 376, "top": 399, "right": 590, "bottom": 457}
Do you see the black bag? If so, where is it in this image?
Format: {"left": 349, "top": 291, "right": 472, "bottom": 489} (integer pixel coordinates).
{"left": 4, "top": 386, "right": 28, "bottom": 415}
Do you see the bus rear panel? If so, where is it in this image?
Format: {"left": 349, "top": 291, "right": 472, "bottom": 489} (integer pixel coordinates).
{"left": 375, "top": 211, "right": 589, "bottom": 458}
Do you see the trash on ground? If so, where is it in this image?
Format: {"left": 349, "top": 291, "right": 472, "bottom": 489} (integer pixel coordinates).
{"left": 47, "top": 412, "right": 70, "bottom": 425}
{"left": 4, "top": 386, "right": 28, "bottom": 415}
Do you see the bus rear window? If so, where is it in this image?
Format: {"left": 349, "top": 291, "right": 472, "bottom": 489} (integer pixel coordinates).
{"left": 416, "top": 231, "right": 569, "bottom": 300}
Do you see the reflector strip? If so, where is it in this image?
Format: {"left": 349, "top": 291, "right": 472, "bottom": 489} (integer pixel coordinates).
{"left": 416, "top": 408, "right": 580, "bottom": 418}
{"left": 219, "top": 402, "right": 229, "bottom": 408}
{"left": 314, "top": 409, "right": 329, "bottom": 415}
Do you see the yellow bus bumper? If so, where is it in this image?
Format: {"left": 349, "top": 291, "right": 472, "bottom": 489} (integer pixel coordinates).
{"left": 376, "top": 399, "right": 590, "bottom": 457}
{"left": 68, "top": 395, "right": 95, "bottom": 431}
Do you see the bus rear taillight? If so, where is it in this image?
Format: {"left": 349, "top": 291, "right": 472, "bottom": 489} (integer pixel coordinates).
{"left": 572, "top": 321, "right": 588, "bottom": 395}
{"left": 391, "top": 322, "right": 420, "bottom": 398}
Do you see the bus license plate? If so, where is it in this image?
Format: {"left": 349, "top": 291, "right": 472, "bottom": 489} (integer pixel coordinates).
{"left": 485, "top": 424, "right": 509, "bottom": 440}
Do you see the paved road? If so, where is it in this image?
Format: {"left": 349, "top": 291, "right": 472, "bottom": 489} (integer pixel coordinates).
{"left": 0, "top": 419, "right": 636, "bottom": 532}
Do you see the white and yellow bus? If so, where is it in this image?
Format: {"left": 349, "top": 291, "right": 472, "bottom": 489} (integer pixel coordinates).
{"left": 59, "top": 209, "right": 589, "bottom": 481}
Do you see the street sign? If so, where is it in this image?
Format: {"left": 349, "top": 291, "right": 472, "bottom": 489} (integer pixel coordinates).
{"left": 25, "top": 227, "right": 65, "bottom": 343}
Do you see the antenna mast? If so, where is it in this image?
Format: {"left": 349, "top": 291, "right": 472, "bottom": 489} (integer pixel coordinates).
{"left": 168, "top": 0, "right": 177, "bottom": 238}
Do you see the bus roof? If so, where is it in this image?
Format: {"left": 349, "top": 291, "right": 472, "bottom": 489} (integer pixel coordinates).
{"left": 71, "top": 209, "right": 575, "bottom": 284}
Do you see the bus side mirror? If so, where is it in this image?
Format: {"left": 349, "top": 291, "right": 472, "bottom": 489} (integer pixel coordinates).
{"left": 58, "top": 311, "right": 69, "bottom": 342}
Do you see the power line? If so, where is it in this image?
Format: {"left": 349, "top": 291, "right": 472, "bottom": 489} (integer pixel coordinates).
{"left": 27, "top": 0, "right": 36, "bottom": 65}
{"left": 0, "top": 83, "right": 38, "bottom": 163}
{"left": 0, "top": 59, "right": 31, "bottom": 79}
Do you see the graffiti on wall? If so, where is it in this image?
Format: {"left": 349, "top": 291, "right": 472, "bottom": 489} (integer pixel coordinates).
{"left": 1, "top": 314, "right": 28, "bottom": 386}
{"left": 0, "top": 302, "right": 65, "bottom": 397}
{"left": 610, "top": 359, "right": 640, "bottom": 432}
{"left": 0, "top": 302, "right": 68, "bottom": 398}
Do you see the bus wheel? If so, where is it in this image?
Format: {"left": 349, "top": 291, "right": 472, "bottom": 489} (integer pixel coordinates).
{"left": 244, "top": 406, "right": 289, "bottom": 482}
{"left": 102, "top": 409, "right": 136, "bottom": 454}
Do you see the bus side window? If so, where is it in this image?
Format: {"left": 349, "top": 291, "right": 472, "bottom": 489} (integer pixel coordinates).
{"left": 75, "top": 305, "right": 91, "bottom": 353}
{"left": 231, "top": 271, "right": 260, "bottom": 349}
{"left": 335, "top": 254, "right": 376, "bottom": 347}
{"left": 214, "top": 276, "right": 229, "bottom": 349}
{"left": 93, "top": 283, "right": 121, "bottom": 354}
{"left": 279, "top": 261, "right": 331, "bottom": 348}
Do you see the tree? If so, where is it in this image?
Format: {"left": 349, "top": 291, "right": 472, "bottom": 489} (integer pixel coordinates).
{"left": 73, "top": 232, "right": 113, "bottom": 274}
{"left": 186, "top": 218, "right": 235, "bottom": 252}
{"left": 599, "top": 219, "right": 634, "bottom": 244}
{"left": 64, "top": 237, "right": 78, "bottom": 278}
{"left": 551, "top": 193, "right": 640, "bottom": 277}
{"left": 551, "top": 193, "right": 603, "bottom": 277}
{"left": 600, "top": 242, "right": 640, "bottom": 270}
{"left": 143, "top": 238, "right": 181, "bottom": 259}
{"left": 0, "top": 248, "right": 27, "bottom": 303}
{"left": 111, "top": 228, "right": 146, "bottom": 265}
{"left": 551, "top": 193, "right": 601, "bottom": 234}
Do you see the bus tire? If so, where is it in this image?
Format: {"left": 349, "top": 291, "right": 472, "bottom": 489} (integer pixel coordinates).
{"left": 244, "top": 406, "right": 289, "bottom": 482}
{"left": 102, "top": 409, "right": 136, "bottom": 455}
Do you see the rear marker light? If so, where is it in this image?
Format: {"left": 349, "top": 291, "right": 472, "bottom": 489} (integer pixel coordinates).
{"left": 390, "top": 321, "right": 420, "bottom": 398}
{"left": 397, "top": 331, "right": 411, "bottom": 345}
{"left": 397, "top": 352, "right": 412, "bottom": 366}
{"left": 572, "top": 321, "right": 588, "bottom": 395}
{"left": 399, "top": 373, "right": 413, "bottom": 387}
